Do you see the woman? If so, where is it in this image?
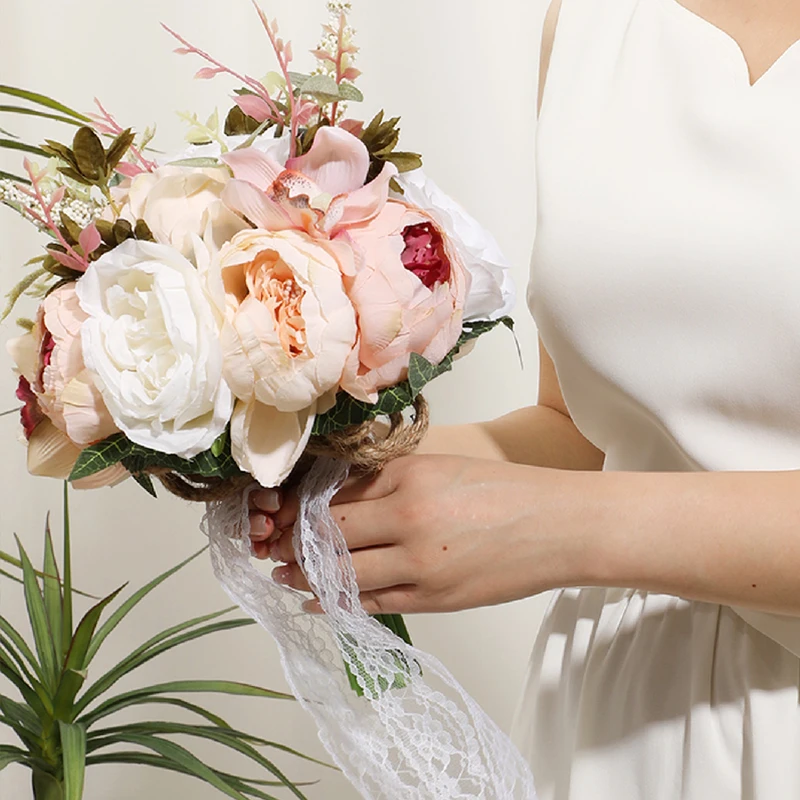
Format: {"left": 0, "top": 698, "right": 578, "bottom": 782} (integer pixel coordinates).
{"left": 249, "top": 0, "right": 800, "bottom": 797}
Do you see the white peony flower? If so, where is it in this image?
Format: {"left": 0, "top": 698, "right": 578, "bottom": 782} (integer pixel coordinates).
{"left": 76, "top": 239, "right": 234, "bottom": 458}
{"left": 393, "top": 169, "right": 516, "bottom": 321}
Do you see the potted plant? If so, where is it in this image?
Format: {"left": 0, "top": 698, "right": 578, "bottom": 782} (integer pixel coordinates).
{"left": 0, "top": 483, "right": 328, "bottom": 799}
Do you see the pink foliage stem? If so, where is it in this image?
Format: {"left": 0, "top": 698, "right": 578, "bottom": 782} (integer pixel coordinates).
{"left": 249, "top": 0, "right": 299, "bottom": 157}
{"left": 90, "top": 98, "right": 157, "bottom": 173}
{"left": 162, "top": 23, "right": 284, "bottom": 128}
{"left": 21, "top": 160, "right": 89, "bottom": 272}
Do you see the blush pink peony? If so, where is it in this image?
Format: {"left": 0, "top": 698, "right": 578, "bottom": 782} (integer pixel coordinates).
{"left": 6, "top": 286, "right": 125, "bottom": 487}
{"left": 339, "top": 201, "right": 471, "bottom": 403}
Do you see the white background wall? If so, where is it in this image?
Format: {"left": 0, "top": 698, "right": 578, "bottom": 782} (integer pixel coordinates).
{"left": 0, "top": 1, "right": 549, "bottom": 797}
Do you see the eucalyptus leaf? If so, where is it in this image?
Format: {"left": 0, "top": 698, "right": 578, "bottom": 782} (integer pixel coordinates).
{"left": 337, "top": 82, "right": 364, "bottom": 102}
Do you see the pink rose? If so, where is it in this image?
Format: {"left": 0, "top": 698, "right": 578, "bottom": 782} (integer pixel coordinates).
{"left": 340, "top": 201, "right": 471, "bottom": 403}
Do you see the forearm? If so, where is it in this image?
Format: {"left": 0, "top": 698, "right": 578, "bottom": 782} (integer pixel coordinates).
{"left": 556, "top": 467, "right": 800, "bottom": 615}
{"left": 418, "top": 405, "right": 606, "bottom": 471}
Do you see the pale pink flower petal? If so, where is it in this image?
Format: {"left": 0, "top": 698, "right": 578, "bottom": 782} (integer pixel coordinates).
{"left": 335, "top": 162, "right": 399, "bottom": 231}
{"left": 230, "top": 398, "right": 316, "bottom": 488}
{"left": 73, "top": 463, "right": 130, "bottom": 490}
{"left": 222, "top": 148, "right": 285, "bottom": 193}
{"left": 223, "top": 180, "right": 294, "bottom": 230}
{"left": 27, "top": 419, "right": 82, "bottom": 479}
{"left": 115, "top": 162, "right": 146, "bottom": 178}
{"left": 285, "top": 127, "right": 370, "bottom": 196}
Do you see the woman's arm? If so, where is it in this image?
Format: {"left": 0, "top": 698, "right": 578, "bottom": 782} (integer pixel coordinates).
{"left": 417, "top": 340, "right": 605, "bottom": 471}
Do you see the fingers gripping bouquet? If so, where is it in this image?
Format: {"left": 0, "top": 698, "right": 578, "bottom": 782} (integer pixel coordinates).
{"left": 3, "top": 3, "right": 536, "bottom": 798}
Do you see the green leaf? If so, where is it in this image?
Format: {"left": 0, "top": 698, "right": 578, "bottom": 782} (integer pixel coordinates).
{"left": 52, "top": 668, "right": 87, "bottom": 722}
{"left": 71, "top": 431, "right": 245, "bottom": 483}
{"left": 85, "top": 546, "right": 208, "bottom": 666}
{"left": 298, "top": 74, "right": 340, "bottom": 104}
{"left": 0, "top": 104, "right": 84, "bottom": 127}
{"left": 68, "top": 434, "right": 134, "bottom": 481}
{"left": 167, "top": 157, "right": 222, "bottom": 168}
{"left": 0, "top": 86, "right": 92, "bottom": 122}
{"left": 0, "top": 745, "right": 32, "bottom": 771}
{"left": 74, "top": 616, "right": 255, "bottom": 715}
{"left": 131, "top": 471, "right": 157, "bottom": 497}
{"left": 0, "top": 656, "right": 50, "bottom": 720}
{"left": 0, "top": 169, "right": 29, "bottom": 183}
{"left": 104, "top": 128, "right": 135, "bottom": 172}
{"left": 16, "top": 537, "right": 58, "bottom": 693}
{"left": 71, "top": 126, "right": 106, "bottom": 181}
{"left": 99, "top": 734, "right": 250, "bottom": 800}
{"left": 211, "top": 429, "right": 228, "bottom": 457}
{"left": 1, "top": 267, "right": 48, "bottom": 323}
{"left": 79, "top": 679, "right": 293, "bottom": 727}
{"left": 0, "top": 615, "right": 43, "bottom": 682}
{"left": 61, "top": 483, "right": 73, "bottom": 664}
{"left": 85, "top": 752, "right": 292, "bottom": 799}
{"left": 384, "top": 151, "right": 423, "bottom": 173}
{"left": 0, "top": 138, "right": 49, "bottom": 158}
{"left": 58, "top": 721, "right": 87, "bottom": 800}
{"left": 63, "top": 584, "right": 125, "bottom": 674}
{"left": 88, "top": 724, "right": 307, "bottom": 799}
{"left": 0, "top": 696, "right": 42, "bottom": 737}
{"left": 337, "top": 82, "right": 364, "bottom": 102}
{"left": 42, "top": 515, "right": 63, "bottom": 661}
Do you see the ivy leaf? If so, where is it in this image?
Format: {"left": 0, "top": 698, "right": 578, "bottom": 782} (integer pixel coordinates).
{"left": 69, "top": 434, "right": 134, "bottom": 481}
{"left": 131, "top": 473, "right": 157, "bottom": 498}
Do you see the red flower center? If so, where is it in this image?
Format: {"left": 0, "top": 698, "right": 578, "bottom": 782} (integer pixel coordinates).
{"left": 16, "top": 376, "right": 44, "bottom": 440}
{"left": 401, "top": 223, "right": 451, "bottom": 289}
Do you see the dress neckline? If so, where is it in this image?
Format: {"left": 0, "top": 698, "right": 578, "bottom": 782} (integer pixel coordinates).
{"left": 661, "top": 0, "right": 800, "bottom": 89}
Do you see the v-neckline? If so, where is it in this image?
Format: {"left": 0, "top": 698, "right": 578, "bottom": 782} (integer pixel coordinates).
{"left": 663, "top": 0, "right": 800, "bottom": 89}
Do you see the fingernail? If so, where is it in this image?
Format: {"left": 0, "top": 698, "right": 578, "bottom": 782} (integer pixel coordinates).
{"left": 250, "top": 513, "right": 268, "bottom": 538}
{"left": 272, "top": 566, "right": 291, "bottom": 585}
{"left": 254, "top": 488, "right": 281, "bottom": 512}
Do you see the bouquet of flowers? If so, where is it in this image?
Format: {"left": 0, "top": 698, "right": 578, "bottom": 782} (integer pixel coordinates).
{"left": 2, "top": 3, "right": 536, "bottom": 798}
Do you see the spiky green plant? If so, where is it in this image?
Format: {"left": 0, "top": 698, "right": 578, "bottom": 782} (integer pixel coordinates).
{"left": 0, "top": 483, "right": 327, "bottom": 799}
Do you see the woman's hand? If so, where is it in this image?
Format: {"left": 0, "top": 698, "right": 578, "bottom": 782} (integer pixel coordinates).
{"left": 255, "top": 454, "right": 590, "bottom": 615}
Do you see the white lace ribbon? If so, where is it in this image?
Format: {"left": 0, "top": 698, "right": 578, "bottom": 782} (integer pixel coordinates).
{"left": 204, "top": 456, "right": 537, "bottom": 799}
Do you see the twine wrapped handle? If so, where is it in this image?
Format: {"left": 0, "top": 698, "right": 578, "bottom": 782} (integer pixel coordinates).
{"left": 152, "top": 395, "right": 430, "bottom": 502}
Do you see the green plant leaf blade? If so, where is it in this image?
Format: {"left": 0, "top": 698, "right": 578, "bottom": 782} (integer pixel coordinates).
{"left": 103, "top": 734, "right": 250, "bottom": 800}
{"left": 0, "top": 86, "right": 91, "bottom": 122}
{"left": 80, "top": 679, "right": 293, "bottom": 727}
{"left": 58, "top": 721, "right": 87, "bottom": 800}
{"left": 75, "top": 615, "right": 255, "bottom": 715}
{"left": 61, "top": 483, "right": 73, "bottom": 656}
{"left": 16, "top": 537, "right": 58, "bottom": 692}
{"left": 68, "top": 434, "right": 133, "bottom": 481}
{"left": 0, "top": 138, "right": 50, "bottom": 158}
{"left": 0, "top": 745, "right": 32, "bottom": 771}
{"left": 0, "top": 104, "right": 83, "bottom": 127}
{"left": 42, "top": 515, "right": 63, "bottom": 662}
{"left": 85, "top": 547, "right": 207, "bottom": 666}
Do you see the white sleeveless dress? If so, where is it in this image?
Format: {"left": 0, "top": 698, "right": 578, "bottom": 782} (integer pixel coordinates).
{"left": 512, "top": 1, "right": 800, "bottom": 798}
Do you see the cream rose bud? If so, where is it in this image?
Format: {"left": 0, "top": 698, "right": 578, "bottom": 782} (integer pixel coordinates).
{"left": 76, "top": 239, "right": 234, "bottom": 458}
{"left": 122, "top": 165, "right": 242, "bottom": 258}
{"left": 214, "top": 229, "right": 358, "bottom": 412}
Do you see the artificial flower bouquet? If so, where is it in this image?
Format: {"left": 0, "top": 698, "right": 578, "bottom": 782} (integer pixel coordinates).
{"left": 2, "top": 3, "right": 536, "bottom": 798}
{"left": 3, "top": 2, "right": 513, "bottom": 501}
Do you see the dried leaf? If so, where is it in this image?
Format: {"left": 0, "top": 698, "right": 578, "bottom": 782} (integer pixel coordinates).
{"left": 72, "top": 127, "right": 106, "bottom": 181}
{"left": 105, "top": 129, "right": 135, "bottom": 172}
